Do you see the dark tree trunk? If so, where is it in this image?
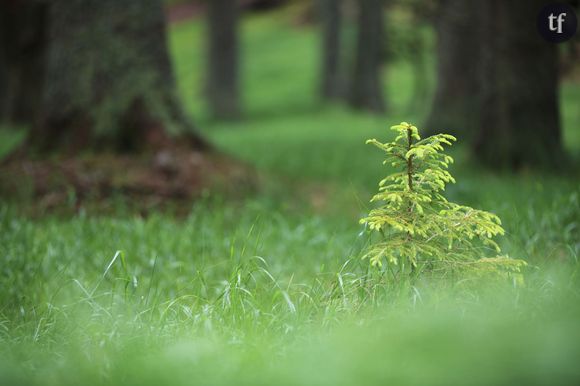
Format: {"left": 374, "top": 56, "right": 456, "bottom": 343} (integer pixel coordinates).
{"left": 474, "top": 0, "right": 562, "bottom": 168}
{"left": 424, "top": 0, "right": 481, "bottom": 136}
{"left": 0, "top": 0, "right": 47, "bottom": 126}
{"left": 207, "top": 0, "right": 240, "bottom": 120}
{"left": 28, "top": 0, "right": 206, "bottom": 153}
{"left": 319, "top": 0, "right": 342, "bottom": 100}
{"left": 348, "top": 0, "right": 386, "bottom": 112}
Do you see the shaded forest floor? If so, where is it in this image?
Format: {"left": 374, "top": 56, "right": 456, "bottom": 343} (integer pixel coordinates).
{"left": 0, "top": 148, "right": 257, "bottom": 215}
{"left": 166, "top": 1, "right": 203, "bottom": 23}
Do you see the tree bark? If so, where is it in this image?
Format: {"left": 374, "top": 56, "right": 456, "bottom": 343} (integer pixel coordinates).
{"left": 0, "top": 0, "right": 47, "bottom": 126}
{"left": 473, "top": 0, "right": 562, "bottom": 168}
{"left": 424, "top": 0, "right": 481, "bottom": 136}
{"left": 207, "top": 0, "right": 241, "bottom": 120}
{"left": 348, "top": 0, "right": 386, "bottom": 113}
{"left": 319, "top": 0, "right": 342, "bottom": 100}
{"left": 28, "top": 0, "right": 206, "bottom": 153}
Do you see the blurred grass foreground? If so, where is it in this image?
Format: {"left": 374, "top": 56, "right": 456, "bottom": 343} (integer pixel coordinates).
{"left": 1, "top": 1, "right": 580, "bottom": 386}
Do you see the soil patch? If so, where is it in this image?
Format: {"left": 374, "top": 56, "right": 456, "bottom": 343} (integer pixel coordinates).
{"left": 0, "top": 147, "right": 258, "bottom": 215}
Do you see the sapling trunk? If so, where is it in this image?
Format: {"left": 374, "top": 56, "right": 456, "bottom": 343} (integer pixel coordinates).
{"left": 406, "top": 128, "right": 414, "bottom": 192}
{"left": 406, "top": 127, "right": 415, "bottom": 274}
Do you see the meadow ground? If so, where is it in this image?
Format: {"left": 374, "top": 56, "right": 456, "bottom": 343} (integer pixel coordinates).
{"left": 1, "top": 9, "right": 580, "bottom": 386}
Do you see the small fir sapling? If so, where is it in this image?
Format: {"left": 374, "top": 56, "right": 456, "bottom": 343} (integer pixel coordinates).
{"left": 360, "top": 122, "right": 526, "bottom": 277}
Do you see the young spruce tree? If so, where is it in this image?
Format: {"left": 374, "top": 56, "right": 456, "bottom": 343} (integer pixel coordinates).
{"left": 360, "top": 122, "right": 526, "bottom": 277}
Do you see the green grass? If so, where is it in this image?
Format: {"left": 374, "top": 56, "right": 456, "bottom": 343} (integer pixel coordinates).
{"left": 1, "top": 189, "right": 579, "bottom": 385}
{"left": 2, "top": 8, "right": 580, "bottom": 386}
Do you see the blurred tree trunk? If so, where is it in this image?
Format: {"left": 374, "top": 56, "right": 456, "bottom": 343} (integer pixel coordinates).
{"left": 404, "top": 0, "right": 436, "bottom": 114}
{"left": 319, "top": 0, "right": 342, "bottom": 100}
{"left": 207, "top": 0, "right": 241, "bottom": 120}
{"left": 473, "top": 0, "right": 562, "bottom": 168}
{"left": 0, "top": 0, "right": 47, "bottom": 126}
{"left": 28, "top": 0, "right": 207, "bottom": 153}
{"left": 348, "top": 0, "right": 386, "bottom": 112}
{"left": 424, "top": 0, "right": 480, "bottom": 136}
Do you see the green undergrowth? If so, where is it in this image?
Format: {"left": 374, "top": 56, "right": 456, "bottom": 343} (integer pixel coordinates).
{"left": 1, "top": 184, "right": 579, "bottom": 384}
